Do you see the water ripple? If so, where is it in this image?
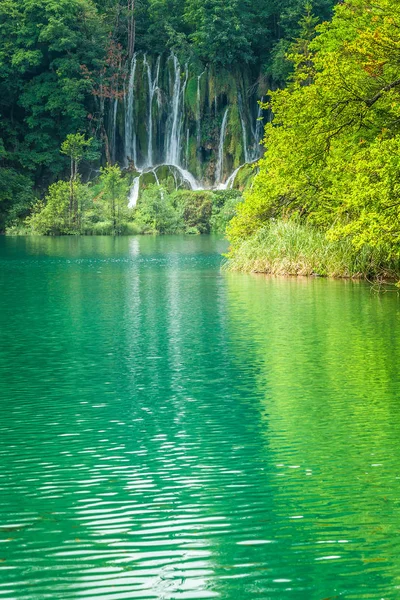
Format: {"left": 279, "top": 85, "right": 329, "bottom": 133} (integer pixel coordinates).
{"left": 0, "top": 236, "right": 400, "bottom": 598}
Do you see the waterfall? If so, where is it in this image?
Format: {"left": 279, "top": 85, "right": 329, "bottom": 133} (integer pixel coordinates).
{"left": 172, "top": 166, "right": 201, "bottom": 191}
{"left": 152, "top": 169, "right": 160, "bottom": 186}
{"left": 248, "top": 100, "right": 264, "bottom": 162}
{"left": 255, "top": 100, "right": 264, "bottom": 145}
{"left": 220, "top": 157, "right": 259, "bottom": 191}
{"left": 240, "top": 114, "right": 250, "bottom": 163}
{"left": 125, "top": 54, "right": 137, "bottom": 167}
{"left": 215, "top": 108, "right": 229, "bottom": 184}
{"left": 122, "top": 52, "right": 264, "bottom": 198}
{"left": 222, "top": 165, "right": 242, "bottom": 190}
{"left": 166, "top": 55, "right": 185, "bottom": 166}
{"left": 185, "top": 128, "right": 190, "bottom": 168}
{"left": 128, "top": 176, "right": 140, "bottom": 208}
{"left": 152, "top": 168, "right": 166, "bottom": 200}
{"left": 180, "top": 65, "right": 189, "bottom": 154}
{"left": 238, "top": 93, "right": 250, "bottom": 164}
{"left": 144, "top": 55, "right": 161, "bottom": 167}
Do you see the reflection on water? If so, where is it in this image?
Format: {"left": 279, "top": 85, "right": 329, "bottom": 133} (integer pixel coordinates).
{"left": 0, "top": 236, "right": 400, "bottom": 599}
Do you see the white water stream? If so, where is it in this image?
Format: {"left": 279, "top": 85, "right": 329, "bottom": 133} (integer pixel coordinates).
{"left": 216, "top": 108, "right": 229, "bottom": 185}
{"left": 125, "top": 55, "right": 137, "bottom": 167}
{"left": 144, "top": 55, "right": 161, "bottom": 167}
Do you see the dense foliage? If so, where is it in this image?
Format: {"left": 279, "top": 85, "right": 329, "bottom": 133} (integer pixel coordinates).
{"left": 23, "top": 166, "right": 242, "bottom": 236}
{"left": 0, "top": 0, "right": 335, "bottom": 232}
{"left": 228, "top": 0, "right": 400, "bottom": 278}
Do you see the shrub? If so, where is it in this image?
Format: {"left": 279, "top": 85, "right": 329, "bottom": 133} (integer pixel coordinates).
{"left": 225, "top": 219, "right": 400, "bottom": 279}
{"left": 134, "top": 186, "right": 184, "bottom": 234}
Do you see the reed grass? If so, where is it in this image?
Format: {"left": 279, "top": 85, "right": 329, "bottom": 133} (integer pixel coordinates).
{"left": 224, "top": 219, "right": 400, "bottom": 280}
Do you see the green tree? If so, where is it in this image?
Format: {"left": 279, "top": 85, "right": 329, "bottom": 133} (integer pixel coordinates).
{"left": 99, "top": 164, "right": 130, "bottom": 234}
{"left": 61, "top": 133, "right": 93, "bottom": 226}
{"left": 184, "top": 0, "right": 253, "bottom": 66}
{"left": 175, "top": 190, "right": 213, "bottom": 233}
{"left": 27, "top": 180, "right": 90, "bottom": 235}
{"left": 134, "top": 185, "right": 183, "bottom": 234}
{"left": 0, "top": 0, "right": 339, "bottom": 230}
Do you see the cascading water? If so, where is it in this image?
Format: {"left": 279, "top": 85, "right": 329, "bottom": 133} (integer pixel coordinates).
{"left": 125, "top": 55, "right": 137, "bottom": 167}
{"left": 172, "top": 166, "right": 201, "bottom": 191}
{"left": 248, "top": 99, "right": 264, "bottom": 163}
{"left": 166, "top": 55, "right": 184, "bottom": 166}
{"left": 222, "top": 165, "right": 243, "bottom": 190}
{"left": 254, "top": 101, "right": 264, "bottom": 155}
{"left": 238, "top": 92, "right": 250, "bottom": 164}
{"left": 120, "top": 53, "right": 265, "bottom": 203}
{"left": 144, "top": 54, "right": 161, "bottom": 167}
{"left": 197, "top": 71, "right": 205, "bottom": 146}
{"left": 128, "top": 176, "right": 140, "bottom": 208}
{"left": 185, "top": 128, "right": 190, "bottom": 169}
{"left": 216, "top": 108, "right": 229, "bottom": 185}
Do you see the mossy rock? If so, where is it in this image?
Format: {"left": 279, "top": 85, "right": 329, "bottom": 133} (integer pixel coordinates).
{"left": 155, "top": 165, "right": 171, "bottom": 181}
{"left": 141, "top": 172, "right": 157, "bottom": 186}
{"left": 234, "top": 163, "right": 258, "bottom": 191}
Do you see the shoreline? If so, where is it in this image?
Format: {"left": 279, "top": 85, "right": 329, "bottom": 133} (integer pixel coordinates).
{"left": 224, "top": 220, "right": 400, "bottom": 284}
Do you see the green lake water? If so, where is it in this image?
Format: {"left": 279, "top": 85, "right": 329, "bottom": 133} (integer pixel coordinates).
{"left": 1, "top": 235, "right": 400, "bottom": 600}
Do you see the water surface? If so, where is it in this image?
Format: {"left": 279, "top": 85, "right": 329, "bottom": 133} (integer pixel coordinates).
{"left": 1, "top": 235, "right": 400, "bottom": 599}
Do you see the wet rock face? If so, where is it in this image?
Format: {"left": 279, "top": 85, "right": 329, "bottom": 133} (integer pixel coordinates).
{"left": 108, "top": 52, "right": 266, "bottom": 189}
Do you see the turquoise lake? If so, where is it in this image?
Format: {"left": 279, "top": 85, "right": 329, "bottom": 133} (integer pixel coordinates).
{"left": 1, "top": 235, "right": 400, "bottom": 599}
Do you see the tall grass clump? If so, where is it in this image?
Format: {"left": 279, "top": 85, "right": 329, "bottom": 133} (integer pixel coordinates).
{"left": 224, "top": 219, "right": 400, "bottom": 280}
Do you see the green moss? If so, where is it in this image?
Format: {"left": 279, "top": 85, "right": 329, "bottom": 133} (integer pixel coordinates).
{"left": 225, "top": 104, "right": 243, "bottom": 166}
{"left": 235, "top": 163, "right": 257, "bottom": 190}
{"left": 186, "top": 135, "right": 198, "bottom": 175}
{"left": 155, "top": 165, "right": 170, "bottom": 181}
{"left": 155, "top": 166, "right": 179, "bottom": 193}
{"left": 185, "top": 77, "right": 198, "bottom": 117}
{"left": 141, "top": 172, "right": 157, "bottom": 186}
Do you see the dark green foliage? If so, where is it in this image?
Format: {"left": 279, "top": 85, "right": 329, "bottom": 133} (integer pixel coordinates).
{"left": 0, "top": 0, "right": 106, "bottom": 229}
{"left": 134, "top": 186, "right": 183, "bottom": 234}
{"left": 184, "top": 0, "right": 253, "bottom": 67}
{"left": 0, "top": 170, "right": 35, "bottom": 232}
{"left": 0, "top": 0, "right": 106, "bottom": 175}
{"left": 210, "top": 190, "right": 242, "bottom": 233}
{"left": 175, "top": 190, "right": 214, "bottom": 233}
{"left": 132, "top": 187, "right": 241, "bottom": 235}
{"left": 22, "top": 167, "right": 242, "bottom": 236}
